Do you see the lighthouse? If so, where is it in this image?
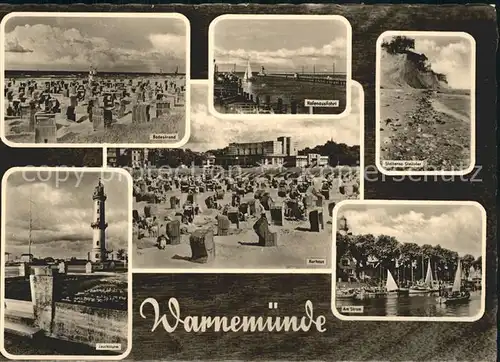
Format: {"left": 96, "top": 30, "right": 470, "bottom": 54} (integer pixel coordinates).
{"left": 338, "top": 215, "right": 351, "bottom": 236}
{"left": 90, "top": 178, "right": 108, "bottom": 263}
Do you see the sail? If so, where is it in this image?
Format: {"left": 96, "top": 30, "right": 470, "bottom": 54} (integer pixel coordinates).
{"left": 424, "top": 260, "right": 433, "bottom": 286}
{"left": 244, "top": 60, "right": 253, "bottom": 81}
{"left": 452, "top": 262, "right": 462, "bottom": 293}
{"left": 386, "top": 270, "right": 399, "bottom": 292}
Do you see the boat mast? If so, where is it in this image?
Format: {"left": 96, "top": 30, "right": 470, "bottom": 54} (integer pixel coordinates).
{"left": 28, "top": 188, "right": 33, "bottom": 260}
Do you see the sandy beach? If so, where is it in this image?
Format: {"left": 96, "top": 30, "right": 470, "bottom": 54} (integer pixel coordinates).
{"left": 380, "top": 88, "right": 471, "bottom": 170}
{"left": 132, "top": 166, "right": 360, "bottom": 269}
{"left": 3, "top": 74, "right": 186, "bottom": 144}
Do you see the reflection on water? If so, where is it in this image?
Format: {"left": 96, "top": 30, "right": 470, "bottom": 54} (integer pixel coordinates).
{"left": 336, "top": 291, "right": 482, "bottom": 317}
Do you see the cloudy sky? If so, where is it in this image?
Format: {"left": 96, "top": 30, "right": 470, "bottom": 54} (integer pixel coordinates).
{"left": 383, "top": 34, "right": 473, "bottom": 89}
{"left": 338, "top": 204, "right": 483, "bottom": 258}
{"left": 183, "top": 81, "right": 361, "bottom": 152}
{"left": 4, "top": 16, "right": 187, "bottom": 73}
{"left": 213, "top": 18, "right": 348, "bottom": 73}
{"left": 4, "top": 170, "right": 129, "bottom": 259}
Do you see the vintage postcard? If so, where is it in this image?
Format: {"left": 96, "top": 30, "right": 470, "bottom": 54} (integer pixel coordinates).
{"left": 376, "top": 31, "right": 475, "bottom": 175}
{"left": 1, "top": 167, "right": 132, "bottom": 359}
{"left": 106, "top": 80, "right": 363, "bottom": 272}
{"left": 209, "top": 15, "right": 352, "bottom": 118}
{"left": 331, "top": 200, "right": 486, "bottom": 322}
{"left": 0, "top": 4, "right": 496, "bottom": 362}
{"left": 1, "top": 12, "right": 190, "bottom": 148}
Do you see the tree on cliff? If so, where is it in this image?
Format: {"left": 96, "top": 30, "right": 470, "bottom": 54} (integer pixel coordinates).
{"left": 381, "top": 36, "right": 415, "bottom": 55}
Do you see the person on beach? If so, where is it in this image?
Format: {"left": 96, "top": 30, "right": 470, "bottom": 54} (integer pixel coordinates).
{"left": 255, "top": 200, "right": 271, "bottom": 226}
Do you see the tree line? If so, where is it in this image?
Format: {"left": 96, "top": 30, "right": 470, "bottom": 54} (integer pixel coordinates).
{"left": 337, "top": 232, "right": 481, "bottom": 282}
{"left": 298, "top": 141, "right": 359, "bottom": 166}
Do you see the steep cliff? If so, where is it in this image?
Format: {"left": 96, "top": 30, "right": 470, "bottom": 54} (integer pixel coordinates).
{"left": 380, "top": 50, "right": 449, "bottom": 90}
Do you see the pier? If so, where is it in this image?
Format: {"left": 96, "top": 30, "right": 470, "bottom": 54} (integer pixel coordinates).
{"left": 214, "top": 72, "right": 346, "bottom": 115}
{"left": 253, "top": 73, "right": 347, "bottom": 86}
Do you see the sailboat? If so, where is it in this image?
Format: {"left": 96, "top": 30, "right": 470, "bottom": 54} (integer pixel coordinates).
{"left": 437, "top": 261, "right": 470, "bottom": 305}
{"left": 385, "top": 269, "right": 400, "bottom": 295}
{"left": 409, "top": 260, "right": 435, "bottom": 294}
{"left": 243, "top": 60, "right": 253, "bottom": 82}
{"left": 424, "top": 261, "right": 440, "bottom": 292}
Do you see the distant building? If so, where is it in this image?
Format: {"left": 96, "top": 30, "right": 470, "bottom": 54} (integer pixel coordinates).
{"left": 294, "top": 155, "right": 308, "bottom": 168}
{"left": 108, "top": 148, "right": 150, "bottom": 168}
{"left": 337, "top": 215, "right": 352, "bottom": 236}
{"left": 202, "top": 154, "right": 216, "bottom": 168}
{"left": 107, "top": 148, "right": 120, "bottom": 167}
{"left": 20, "top": 253, "right": 33, "bottom": 263}
{"left": 307, "top": 153, "right": 329, "bottom": 167}
{"left": 130, "top": 149, "right": 149, "bottom": 168}
{"left": 276, "top": 136, "right": 297, "bottom": 157}
{"left": 338, "top": 256, "right": 357, "bottom": 281}
{"left": 216, "top": 138, "right": 288, "bottom": 167}
{"left": 214, "top": 136, "right": 327, "bottom": 168}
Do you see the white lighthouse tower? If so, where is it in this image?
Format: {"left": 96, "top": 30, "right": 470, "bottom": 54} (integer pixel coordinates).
{"left": 90, "top": 178, "right": 108, "bottom": 263}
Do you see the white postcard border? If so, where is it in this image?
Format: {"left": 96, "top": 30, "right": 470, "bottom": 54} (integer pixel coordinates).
{"left": 0, "top": 166, "right": 134, "bottom": 360}
{"left": 0, "top": 12, "right": 192, "bottom": 149}
{"left": 207, "top": 14, "right": 353, "bottom": 120}
{"left": 330, "top": 199, "right": 487, "bottom": 322}
{"left": 375, "top": 30, "right": 476, "bottom": 176}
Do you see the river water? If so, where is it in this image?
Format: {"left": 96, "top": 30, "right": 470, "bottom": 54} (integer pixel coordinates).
{"left": 336, "top": 291, "right": 482, "bottom": 318}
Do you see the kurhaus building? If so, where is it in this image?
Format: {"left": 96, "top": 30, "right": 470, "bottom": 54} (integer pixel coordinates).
{"left": 215, "top": 136, "right": 329, "bottom": 168}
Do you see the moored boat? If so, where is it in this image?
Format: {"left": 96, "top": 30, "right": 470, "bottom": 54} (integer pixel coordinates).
{"left": 354, "top": 287, "right": 386, "bottom": 300}
{"left": 385, "top": 269, "right": 401, "bottom": 295}
{"left": 408, "top": 284, "right": 431, "bottom": 294}
{"left": 437, "top": 261, "right": 471, "bottom": 305}
{"left": 424, "top": 261, "right": 440, "bottom": 293}
{"left": 409, "top": 260, "right": 439, "bottom": 294}
{"left": 336, "top": 288, "right": 357, "bottom": 299}
{"left": 397, "top": 288, "right": 410, "bottom": 296}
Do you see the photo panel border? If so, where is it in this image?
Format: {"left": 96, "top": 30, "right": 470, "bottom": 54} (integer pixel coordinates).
{"left": 0, "top": 12, "right": 192, "bottom": 149}
{"left": 330, "top": 199, "right": 486, "bottom": 322}
{"left": 208, "top": 14, "right": 353, "bottom": 120}
{"left": 111, "top": 79, "right": 365, "bottom": 275}
{"left": 0, "top": 166, "right": 134, "bottom": 360}
{"left": 375, "top": 30, "right": 476, "bottom": 176}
